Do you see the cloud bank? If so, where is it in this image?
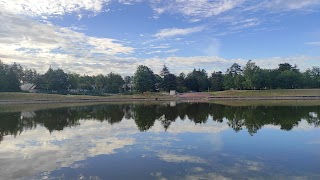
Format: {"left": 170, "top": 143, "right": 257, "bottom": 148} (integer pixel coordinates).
{"left": 0, "top": 0, "right": 111, "bottom": 18}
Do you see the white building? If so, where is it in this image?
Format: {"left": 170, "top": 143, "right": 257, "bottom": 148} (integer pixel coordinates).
{"left": 20, "top": 83, "right": 36, "bottom": 92}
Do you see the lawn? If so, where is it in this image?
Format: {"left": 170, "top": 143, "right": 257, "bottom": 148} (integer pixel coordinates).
{"left": 0, "top": 92, "right": 171, "bottom": 101}
{"left": 210, "top": 89, "right": 320, "bottom": 97}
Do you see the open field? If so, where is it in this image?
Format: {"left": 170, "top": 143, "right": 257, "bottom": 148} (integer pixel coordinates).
{"left": 1, "top": 90, "right": 320, "bottom": 112}
{"left": 1, "top": 89, "right": 320, "bottom": 105}
{"left": 210, "top": 89, "right": 320, "bottom": 97}
{"left": 0, "top": 92, "right": 170, "bottom": 101}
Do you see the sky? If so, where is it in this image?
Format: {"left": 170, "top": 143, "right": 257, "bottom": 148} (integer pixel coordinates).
{"left": 0, "top": 0, "right": 320, "bottom": 76}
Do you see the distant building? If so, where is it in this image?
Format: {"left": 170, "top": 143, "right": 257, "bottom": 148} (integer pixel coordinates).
{"left": 169, "top": 90, "right": 176, "bottom": 96}
{"left": 20, "top": 83, "right": 36, "bottom": 92}
{"left": 122, "top": 83, "right": 135, "bottom": 92}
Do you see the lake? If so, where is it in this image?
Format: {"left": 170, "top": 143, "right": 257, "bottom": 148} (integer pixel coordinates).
{"left": 0, "top": 102, "right": 319, "bottom": 179}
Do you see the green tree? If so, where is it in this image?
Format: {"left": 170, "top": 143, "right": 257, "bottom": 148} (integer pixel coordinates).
{"left": 163, "top": 73, "right": 177, "bottom": 91}
{"left": 275, "top": 63, "right": 302, "bottom": 89}
{"left": 260, "top": 69, "right": 272, "bottom": 89}
{"left": 278, "top": 63, "right": 293, "bottom": 72}
{"left": 105, "top": 72, "right": 124, "bottom": 93}
{"left": 277, "top": 70, "right": 301, "bottom": 89}
{"left": 10, "top": 62, "right": 24, "bottom": 82}
{"left": 95, "top": 74, "right": 106, "bottom": 90}
{"left": 5, "top": 68, "right": 20, "bottom": 91}
{"left": 22, "top": 69, "right": 38, "bottom": 84}
{"left": 223, "top": 73, "right": 234, "bottom": 90}
{"left": 160, "top": 66, "right": 176, "bottom": 91}
{"left": 0, "top": 60, "right": 8, "bottom": 91}
{"left": 79, "top": 75, "right": 95, "bottom": 90}
{"left": 185, "top": 69, "right": 210, "bottom": 92}
{"left": 234, "top": 74, "right": 244, "bottom": 90}
{"left": 67, "top": 73, "right": 80, "bottom": 89}
{"left": 154, "top": 74, "right": 163, "bottom": 91}
{"left": 223, "top": 63, "right": 243, "bottom": 90}
{"left": 42, "top": 68, "right": 70, "bottom": 91}
{"left": 210, "top": 71, "right": 223, "bottom": 91}
{"left": 306, "top": 66, "right": 320, "bottom": 88}
{"left": 227, "top": 63, "right": 243, "bottom": 75}
{"left": 160, "top": 65, "right": 170, "bottom": 77}
{"left": 176, "top": 73, "right": 187, "bottom": 92}
{"left": 243, "top": 60, "right": 262, "bottom": 89}
{"left": 134, "top": 65, "right": 156, "bottom": 93}
{"left": 0, "top": 60, "right": 21, "bottom": 92}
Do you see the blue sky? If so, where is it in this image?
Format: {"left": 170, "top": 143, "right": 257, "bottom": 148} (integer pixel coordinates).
{"left": 0, "top": 0, "right": 320, "bottom": 76}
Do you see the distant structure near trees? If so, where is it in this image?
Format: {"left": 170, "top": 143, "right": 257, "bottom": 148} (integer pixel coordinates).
{"left": 1, "top": 59, "right": 320, "bottom": 94}
{"left": 20, "top": 83, "right": 36, "bottom": 92}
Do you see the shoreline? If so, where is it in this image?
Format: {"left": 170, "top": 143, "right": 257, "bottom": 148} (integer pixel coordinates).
{"left": 1, "top": 90, "right": 320, "bottom": 105}
{"left": 1, "top": 95, "right": 320, "bottom": 105}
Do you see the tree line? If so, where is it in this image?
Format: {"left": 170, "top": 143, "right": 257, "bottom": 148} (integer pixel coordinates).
{"left": 1, "top": 59, "right": 320, "bottom": 93}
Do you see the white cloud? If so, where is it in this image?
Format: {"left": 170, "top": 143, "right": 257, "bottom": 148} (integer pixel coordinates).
{"left": 165, "top": 49, "right": 179, "bottom": 53}
{"left": 146, "top": 50, "right": 162, "bottom": 55}
{"left": 262, "top": 0, "right": 320, "bottom": 11}
{"left": 118, "top": 0, "right": 143, "bottom": 5}
{"left": 148, "top": 0, "right": 320, "bottom": 24}
{"left": 151, "top": 0, "right": 245, "bottom": 19}
{"left": 69, "top": 25, "right": 88, "bottom": 31}
{"left": 0, "top": 0, "right": 111, "bottom": 18}
{"left": 250, "top": 56, "right": 320, "bottom": 71}
{"left": 154, "top": 26, "right": 205, "bottom": 38}
{"left": 230, "top": 18, "right": 261, "bottom": 30}
{"left": 145, "top": 49, "right": 179, "bottom": 55}
{"left": 0, "top": 12, "right": 134, "bottom": 55}
{"left": 149, "top": 45, "right": 170, "bottom": 49}
{"left": 0, "top": 10, "right": 134, "bottom": 75}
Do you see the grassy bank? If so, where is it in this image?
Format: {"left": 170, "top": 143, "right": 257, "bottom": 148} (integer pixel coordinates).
{"left": 210, "top": 89, "right": 320, "bottom": 97}
{"left": 1, "top": 90, "right": 320, "bottom": 112}
{"left": 1, "top": 89, "right": 320, "bottom": 104}
{"left": 0, "top": 92, "right": 170, "bottom": 101}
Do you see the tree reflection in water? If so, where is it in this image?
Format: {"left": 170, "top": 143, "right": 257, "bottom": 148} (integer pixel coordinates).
{"left": 0, "top": 103, "right": 319, "bottom": 142}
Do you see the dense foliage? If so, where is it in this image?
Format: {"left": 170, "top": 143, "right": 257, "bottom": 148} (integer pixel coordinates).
{"left": 1, "top": 59, "right": 320, "bottom": 93}
{"left": 133, "top": 65, "right": 156, "bottom": 92}
{"left": 0, "top": 61, "right": 31, "bottom": 92}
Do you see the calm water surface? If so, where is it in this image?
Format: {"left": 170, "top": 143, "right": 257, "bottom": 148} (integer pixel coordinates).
{"left": 0, "top": 102, "right": 320, "bottom": 179}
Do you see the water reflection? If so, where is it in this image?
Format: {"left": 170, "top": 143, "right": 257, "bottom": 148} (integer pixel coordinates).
{"left": 1, "top": 103, "right": 319, "bottom": 142}
{"left": 0, "top": 102, "right": 319, "bottom": 179}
